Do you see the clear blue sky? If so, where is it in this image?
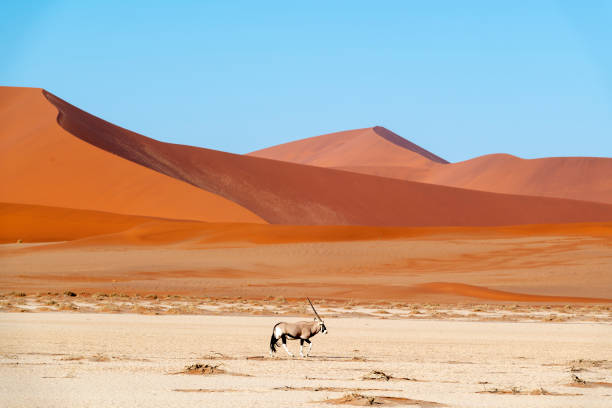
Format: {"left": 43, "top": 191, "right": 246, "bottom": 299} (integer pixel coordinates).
{"left": 3, "top": 1, "right": 611, "bottom": 162}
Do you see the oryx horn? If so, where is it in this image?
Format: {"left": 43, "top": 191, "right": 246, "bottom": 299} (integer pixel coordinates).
{"left": 307, "top": 297, "right": 323, "bottom": 321}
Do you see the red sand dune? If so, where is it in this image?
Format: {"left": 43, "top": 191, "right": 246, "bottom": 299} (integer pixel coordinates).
{"left": 249, "top": 126, "right": 447, "bottom": 180}
{"left": 250, "top": 128, "right": 612, "bottom": 204}
{"left": 0, "top": 202, "right": 164, "bottom": 243}
{"left": 0, "top": 87, "right": 264, "bottom": 223}
{"left": 3, "top": 201, "right": 611, "bottom": 246}
{"left": 38, "top": 90, "right": 612, "bottom": 226}
{"left": 420, "top": 153, "right": 612, "bottom": 204}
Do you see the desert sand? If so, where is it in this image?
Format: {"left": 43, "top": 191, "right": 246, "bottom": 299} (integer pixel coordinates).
{"left": 2, "top": 86, "right": 612, "bottom": 408}
{"left": 0, "top": 87, "right": 263, "bottom": 223}
{"left": 1, "top": 201, "right": 611, "bottom": 302}
{"left": 39, "top": 88, "right": 612, "bottom": 226}
{"left": 249, "top": 126, "right": 448, "bottom": 180}
{"left": 249, "top": 127, "right": 612, "bottom": 205}
{"left": 1, "top": 312, "right": 611, "bottom": 408}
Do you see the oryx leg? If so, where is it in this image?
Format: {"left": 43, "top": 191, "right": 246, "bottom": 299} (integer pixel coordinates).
{"left": 299, "top": 339, "right": 306, "bottom": 358}
{"left": 281, "top": 335, "right": 294, "bottom": 357}
{"left": 305, "top": 339, "right": 312, "bottom": 356}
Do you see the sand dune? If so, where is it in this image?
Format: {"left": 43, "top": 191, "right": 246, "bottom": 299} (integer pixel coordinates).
{"left": 0, "top": 202, "right": 177, "bottom": 244}
{"left": 2, "top": 202, "right": 611, "bottom": 302}
{"left": 0, "top": 87, "right": 264, "bottom": 223}
{"left": 421, "top": 153, "right": 612, "bottom": 204}
{"left": 3, "top": 201, "right": 612, "bottom": 246}
{"left": 39, "top": 90, "right": 612, "bottom": 226}
{"left": 249, "top": 126, "right": 447, "bottom": 179}
{"left": 251, "top": 128, "right": 612, "bottom": 204}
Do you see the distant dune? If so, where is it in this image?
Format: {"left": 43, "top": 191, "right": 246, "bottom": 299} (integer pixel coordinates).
{"left": 251, "top": 127, "right": 612, "bottom": 204}
{"left": 0, "top": 87, "right": 264, "bottom": 223}
{"left": 35, "top": 89, "right": 612, "bottom": 226}
{"left": 249, "top": 126, "right": 447, "bottom": 180}
{"left": 420, "top": 153, "right": 612, "bottom": 204}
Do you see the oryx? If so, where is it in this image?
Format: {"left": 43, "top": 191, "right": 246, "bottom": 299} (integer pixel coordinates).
{"left": 269, "top": 298, "right": 327, "bottom": 358}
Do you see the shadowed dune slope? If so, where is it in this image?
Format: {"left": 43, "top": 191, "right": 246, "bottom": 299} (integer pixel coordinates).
{"left": 42, "top": 90, "right": 612, "bottom": 226}
{"left": 251, "top": 128, "right": 612, "bottom": 204}
{"left": 0, "top": 87, "right": 264, "bottom": 223}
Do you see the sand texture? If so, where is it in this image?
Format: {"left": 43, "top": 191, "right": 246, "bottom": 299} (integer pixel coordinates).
{"left": 1, "top": 313, "right": 611, "bottom": 408}
{"left": 1, "top": 203, "right": 611, "bottom": 302}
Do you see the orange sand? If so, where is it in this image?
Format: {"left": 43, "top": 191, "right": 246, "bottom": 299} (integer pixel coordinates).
{"left": 0, "top": 87, "right": 264, "bottom": 223}
{"left": 1, "top": 203, "right": 611, "bottom": 303}
{"left": 250, "top": 128, "right": 612, "bottom": 204}
{"left": 42, "top": 90, "right": 612, "bottom": 226}
{"left": 3, "top": 201, "right": 612, "bottom": 246}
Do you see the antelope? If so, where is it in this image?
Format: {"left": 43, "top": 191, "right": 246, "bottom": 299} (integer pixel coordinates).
{"left": 269, "top": 298, "right": 327, "bottom": 358}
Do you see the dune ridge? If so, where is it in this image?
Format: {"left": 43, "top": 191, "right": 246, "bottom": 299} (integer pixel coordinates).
{"left": 251, "top": 128, "right": 612, "bottom": 204}
{"left": 420, "top": 153, "right": 612, "bottom": 204}
{"left": 40, "top": 90, "right": 612, "bottom": 226}
{"left": 249, "top": 126, "right": 446, "bottom": 180}
{"left": 0, "top": 87, "right": 264, "bottom": 223}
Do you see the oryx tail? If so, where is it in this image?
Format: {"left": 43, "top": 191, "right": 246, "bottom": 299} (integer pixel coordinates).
{"left": 270, "top": 323, "right": 280, "bottom": 353}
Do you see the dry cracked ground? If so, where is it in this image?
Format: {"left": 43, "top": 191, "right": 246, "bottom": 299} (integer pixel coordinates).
{"left": 1, "top": 311, "right": 611, "bottom": 408}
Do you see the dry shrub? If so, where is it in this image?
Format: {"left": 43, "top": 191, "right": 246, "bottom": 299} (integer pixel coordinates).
{"left": 324, "top": 393, "right": 444, "bottom": 407}
{"left": 183, "top": 363, "right": 225, "bottom": 375}
{"left": 362, "top": 370, "right": 392, "bottom": 381}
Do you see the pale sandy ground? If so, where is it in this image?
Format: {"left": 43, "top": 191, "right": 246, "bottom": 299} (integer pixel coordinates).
{"left": 1, "top": 313, "right": 611, "bottom": 408}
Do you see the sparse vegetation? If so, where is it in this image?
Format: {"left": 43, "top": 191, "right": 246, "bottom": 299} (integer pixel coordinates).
{"left": 183, "top": 363, "right": 225, "bottom": 375}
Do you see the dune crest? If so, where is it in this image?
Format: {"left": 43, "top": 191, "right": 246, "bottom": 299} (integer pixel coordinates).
{"left": 37, "top": 90, "right": 612, "bottom": 226}
{"left": 249, "top": 126, "right": 447, "bottom": 180}
{"left": 420, "top": 153, "right": 612, "bottom": 204}
{"left": 0, "top": 87, "right": 264, "bottom": 223}
{"left": 251, "top": 127, "right": 612, "bottom": 204}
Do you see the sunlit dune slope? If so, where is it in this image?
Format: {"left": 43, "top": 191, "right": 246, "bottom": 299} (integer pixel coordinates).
{"left": 42, "top": 90, "right": 612, "bottom": 226}
{"left": 249, "top": 126, "right": 447, "bottom": 179}
{"left": 0, "top": 202, "right": 166, "bottom": 243}
{"left": 251, "top": 127, "right": 612, "bottom": 204}
{"left": 420, "top": 153, "right": 612, "bottom": 204}
{"left": 0, "top": 87, "right": 264, "bottom": 223}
